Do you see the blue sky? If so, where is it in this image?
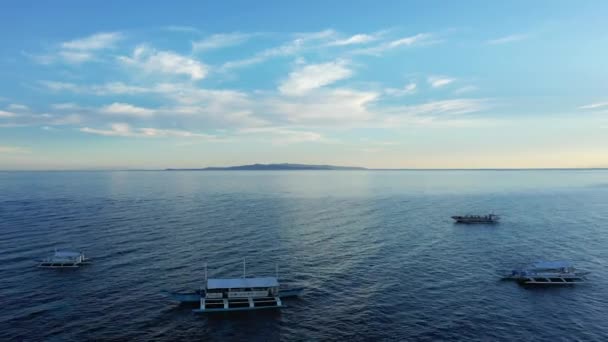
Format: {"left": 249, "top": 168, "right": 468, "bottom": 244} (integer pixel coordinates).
{"left": 1, "top": 0, "right": 607, "bottom": 169}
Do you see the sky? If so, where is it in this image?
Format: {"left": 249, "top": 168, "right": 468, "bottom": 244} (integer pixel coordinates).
{"left": 0, "top": 0, "right": 607, "bottom": 170}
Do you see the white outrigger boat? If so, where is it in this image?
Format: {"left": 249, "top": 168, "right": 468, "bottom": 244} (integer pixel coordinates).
{"left": 501, "top": 261, "right": 589, "bottom": 285}
{"left": 165, "top": 261, "right": 304, "bottom": 313}
{"left": 38, "top": 249, "right": 91, "bottom": 268}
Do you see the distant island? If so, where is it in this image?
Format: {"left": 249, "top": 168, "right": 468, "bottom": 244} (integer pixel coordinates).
{"left": 166, "top": 163, "right": 367, "bottom": 171}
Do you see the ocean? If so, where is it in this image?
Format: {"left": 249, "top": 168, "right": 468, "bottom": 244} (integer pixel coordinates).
{"left": 1, "top": 170, "right": 607, "bottom": 341}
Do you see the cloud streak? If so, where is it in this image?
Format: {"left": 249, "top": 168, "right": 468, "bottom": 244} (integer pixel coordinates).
{"left": 192, "top": 33, "right": 253, "bottom": 52}
{"left": 279, "top": 60, "right": 353, "bottom": 95}
{"left": 580, "top": 102, "right": 608, "bottom": 110}
{"left": 118, "top": 45, "right": 208, "bottom": 80}
{"left": 487, "top": 34, "right": 530, "bottom": 45}
{"left": 427, "top": 76, "right": 455, "bottom": 88}
{"left": 81, "top": 123, "right": 216, "bottom": 139}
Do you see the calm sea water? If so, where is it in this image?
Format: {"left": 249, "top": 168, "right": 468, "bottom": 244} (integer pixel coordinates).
{"left": 1, "top": 170, "right": 608, "bottom": 341}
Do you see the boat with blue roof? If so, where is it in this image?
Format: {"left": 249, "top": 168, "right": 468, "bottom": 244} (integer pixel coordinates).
{"left": 165, "top": 261, "right": 304, "bottom": 313}
{"left": 501, "top": 261, "right": 589, "bottom": 285}
{"left": 38, "top": 249, "right": 91, "bottom": 268}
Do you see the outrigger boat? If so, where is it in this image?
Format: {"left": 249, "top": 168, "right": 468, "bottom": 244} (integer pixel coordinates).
{"left": 165, "top": 261, "right": 304, "bottom": 313}
{"left": 38, "top": 249, "right": 91, "bottom": 268}
{"left": 451, "top": 214, "right": 500, "bottom": 224}
{"left": 501, "top": 261, "right": 589, "bottom": 285}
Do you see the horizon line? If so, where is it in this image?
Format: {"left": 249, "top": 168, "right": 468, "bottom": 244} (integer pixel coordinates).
{"left": 2, "top": 167, "right": 608, "bottom": 172}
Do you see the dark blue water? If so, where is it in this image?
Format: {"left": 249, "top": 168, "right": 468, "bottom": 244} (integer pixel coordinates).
{"left": 1, "top": 170, "right": 608, "bottom": 341}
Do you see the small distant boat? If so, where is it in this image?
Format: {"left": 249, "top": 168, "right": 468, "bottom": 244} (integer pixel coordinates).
{"left": 501, "top": 261, "right": 589, "bottom": 285}
{"left": 38, "top": 249, "right": 91, "bottom": 268}
{"left": 451, "top": 214, "right": 500, "bottom": 224}
{"left": 165, "top": 261, "right": 303, "bottom": 313}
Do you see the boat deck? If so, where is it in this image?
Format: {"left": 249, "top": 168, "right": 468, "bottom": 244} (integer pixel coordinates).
{"left": 194, "top": 296, "right": 285, "bottom": 313}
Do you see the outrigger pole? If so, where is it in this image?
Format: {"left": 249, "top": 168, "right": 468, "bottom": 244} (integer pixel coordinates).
{"left": 242, "top": 258, "right": 246, "bottom": 278}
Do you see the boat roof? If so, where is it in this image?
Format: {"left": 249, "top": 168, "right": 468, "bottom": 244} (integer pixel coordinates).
{"left": 54, "top": 251, "right": 81, "bottom": 258}
{"left": 207, "top": 277, "right": 279, "bottom": 289}
{"left": 531, "top": 261, "right": 572, "bottom": 269}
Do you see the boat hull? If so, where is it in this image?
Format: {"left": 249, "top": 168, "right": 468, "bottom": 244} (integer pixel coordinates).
{"left": 192, "top": 304, "right": 287, "bottom": 313}
{"left": 38, "top": 260, "right": 91, "bottom": 268}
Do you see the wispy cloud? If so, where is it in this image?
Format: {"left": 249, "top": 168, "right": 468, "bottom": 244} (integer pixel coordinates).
{"left": 384, "top": 83, "right": 417, "bottom": 96}
{"left": 427, "top": 76, "right": 455, "bottom": 88}
{"left": 0, "top": 110, "right": 17, "bottom": 118}
{"left": 81, "top": 123, "right": 215, "bottom": 138}
{"left": 118, "top": 45, "right": 208, "bottom": 80}
{"left": 238, "top": 127, "right": 325, "bottom": 144}
{"left": 61, "top": 32, "right": 123, "bottom": 50}
{"left": 38, "top": 80, "right": 79, "bottom": 92}
{"left": 100, "top": 103, "right": 156, "bottom": 117}
{"left": 271, "top": 88, "right": 378, "bottom": 125}
{"left": 487, "top": 34, "right": 530, "bottom": 45}
{"left": 221, "top": 29, "right": 337, "bottom": 70}
{"left": 384, "top": 99, "right": 489, "bottom": 126}
{"left": 353, "top": 33, "right": 435, "bottom": 55}
{"left": 279, "top": 60, "right": 353, "bottom": 95}
{"left": 29, "top": 32, "right": 124, "bottom": 64}
{"left": 7, "top": 104, "right": 30, "bottom": 111}
{"left": 0, "top": 145, "right": 29, "bottom": 153}
{"left": 40, "top": 80, "right": 150, "bottom": 95}
{"left": 163, "top": 25, "right": 201, "bottom": 33}
{"left": 192, "top": 33, "right": 253, "bottom": 52}
{"left": 580, "top": 101, "right": 608, "bottom": 110}
{"left": 453, "top": 85, "right": 478, "bottom": 95}
{"left": 329, "top": 33, "right": 378, "bottom": 46}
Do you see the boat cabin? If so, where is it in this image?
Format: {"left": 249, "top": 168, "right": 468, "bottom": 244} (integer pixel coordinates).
{"left": 195, "top": 276, "right": 285, "bottom": 313}
{"left": 38, "top": 250, "right": 90, "bottom": 268}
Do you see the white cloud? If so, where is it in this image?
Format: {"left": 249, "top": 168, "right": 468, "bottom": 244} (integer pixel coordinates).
{"left": 428, "top": 76, "right": 455, "bottom": 88}
{"left": 221, "top": 29, "right": 337, "bottom": 70}
{"left": 0, "top": 110, "right": 17, "bottom": 118}
{"left": 383, "top": 99, "right": 489, "bottom": 126}
{"left": 58, "top": 51, "right": 94, "bottom": 63}
{"left": 453, "top": 85, "right": 478, "bottom": 94}
{"left": 61, "top": 32, "right": 123, "bottom": 50}
{"left": 354, "top": 33, "right": 434, "bottom": 55}
{"left": 580, "top": 102, "right": 608, "bottom": 110}
{"left": 101, "top": 103, "right": 155, "bottom": 117}
{"left": 51, "top": 103, "right": 81, "bottom": 110}
{"left": 50, "top": 114, "right": 82, "bottom": 125}
{"left": 238, "top": 127, "right": 325, "bottom": 144}
{"left": 163, "top": 26, "right": 201, "bottom": 33}
{"left": 39, "top": 81, "right": 80, "bottom": 92}
{"left": 389, "top": 33, "right": 432, "bottom": 48}
{"left": 118, "top": 45, "right": 208, "bottom": 80}
{"left": 8, "top": 104, "right": 29, "bottom": 111}
{"left": 91, "top": 82, "right": 149, "bottom": 95}
{"left": 0, "top": 146, "right": 29, "bottom": 153}
{"left": 329, "top": 34, "right": 377, "bottom": 46}
{"left": 193, "top": 33, "right": 252, "bottom": 52}
{"left": 385, "top": 83, "right": 417, "bottom": 96}
{"left": 30, "top": 32, "right": 123, "bottom": 64}
{"left": 41, "top": 80, "right": 149, "bottom": 95}
{"left": 81, "top": 123, "right": 215, "bottom": 138}
{"left": 487, "top": 34, "right": 530, "bottom": 45}
{"left": 271, "top": 88, "right": 378, "bottom": 125}
{"left": 279, "top": 60, "right": 353, "bottom": 96}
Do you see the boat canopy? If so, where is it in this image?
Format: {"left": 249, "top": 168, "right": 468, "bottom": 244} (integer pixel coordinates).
{"left": 207, "top": 277, "right": 279, "bottom": 289}
{"left": 531, "top": 261, "right": 572, "bottom": 269}
{"left": 54, "top": 251, "right": 81, "bottom": 258}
